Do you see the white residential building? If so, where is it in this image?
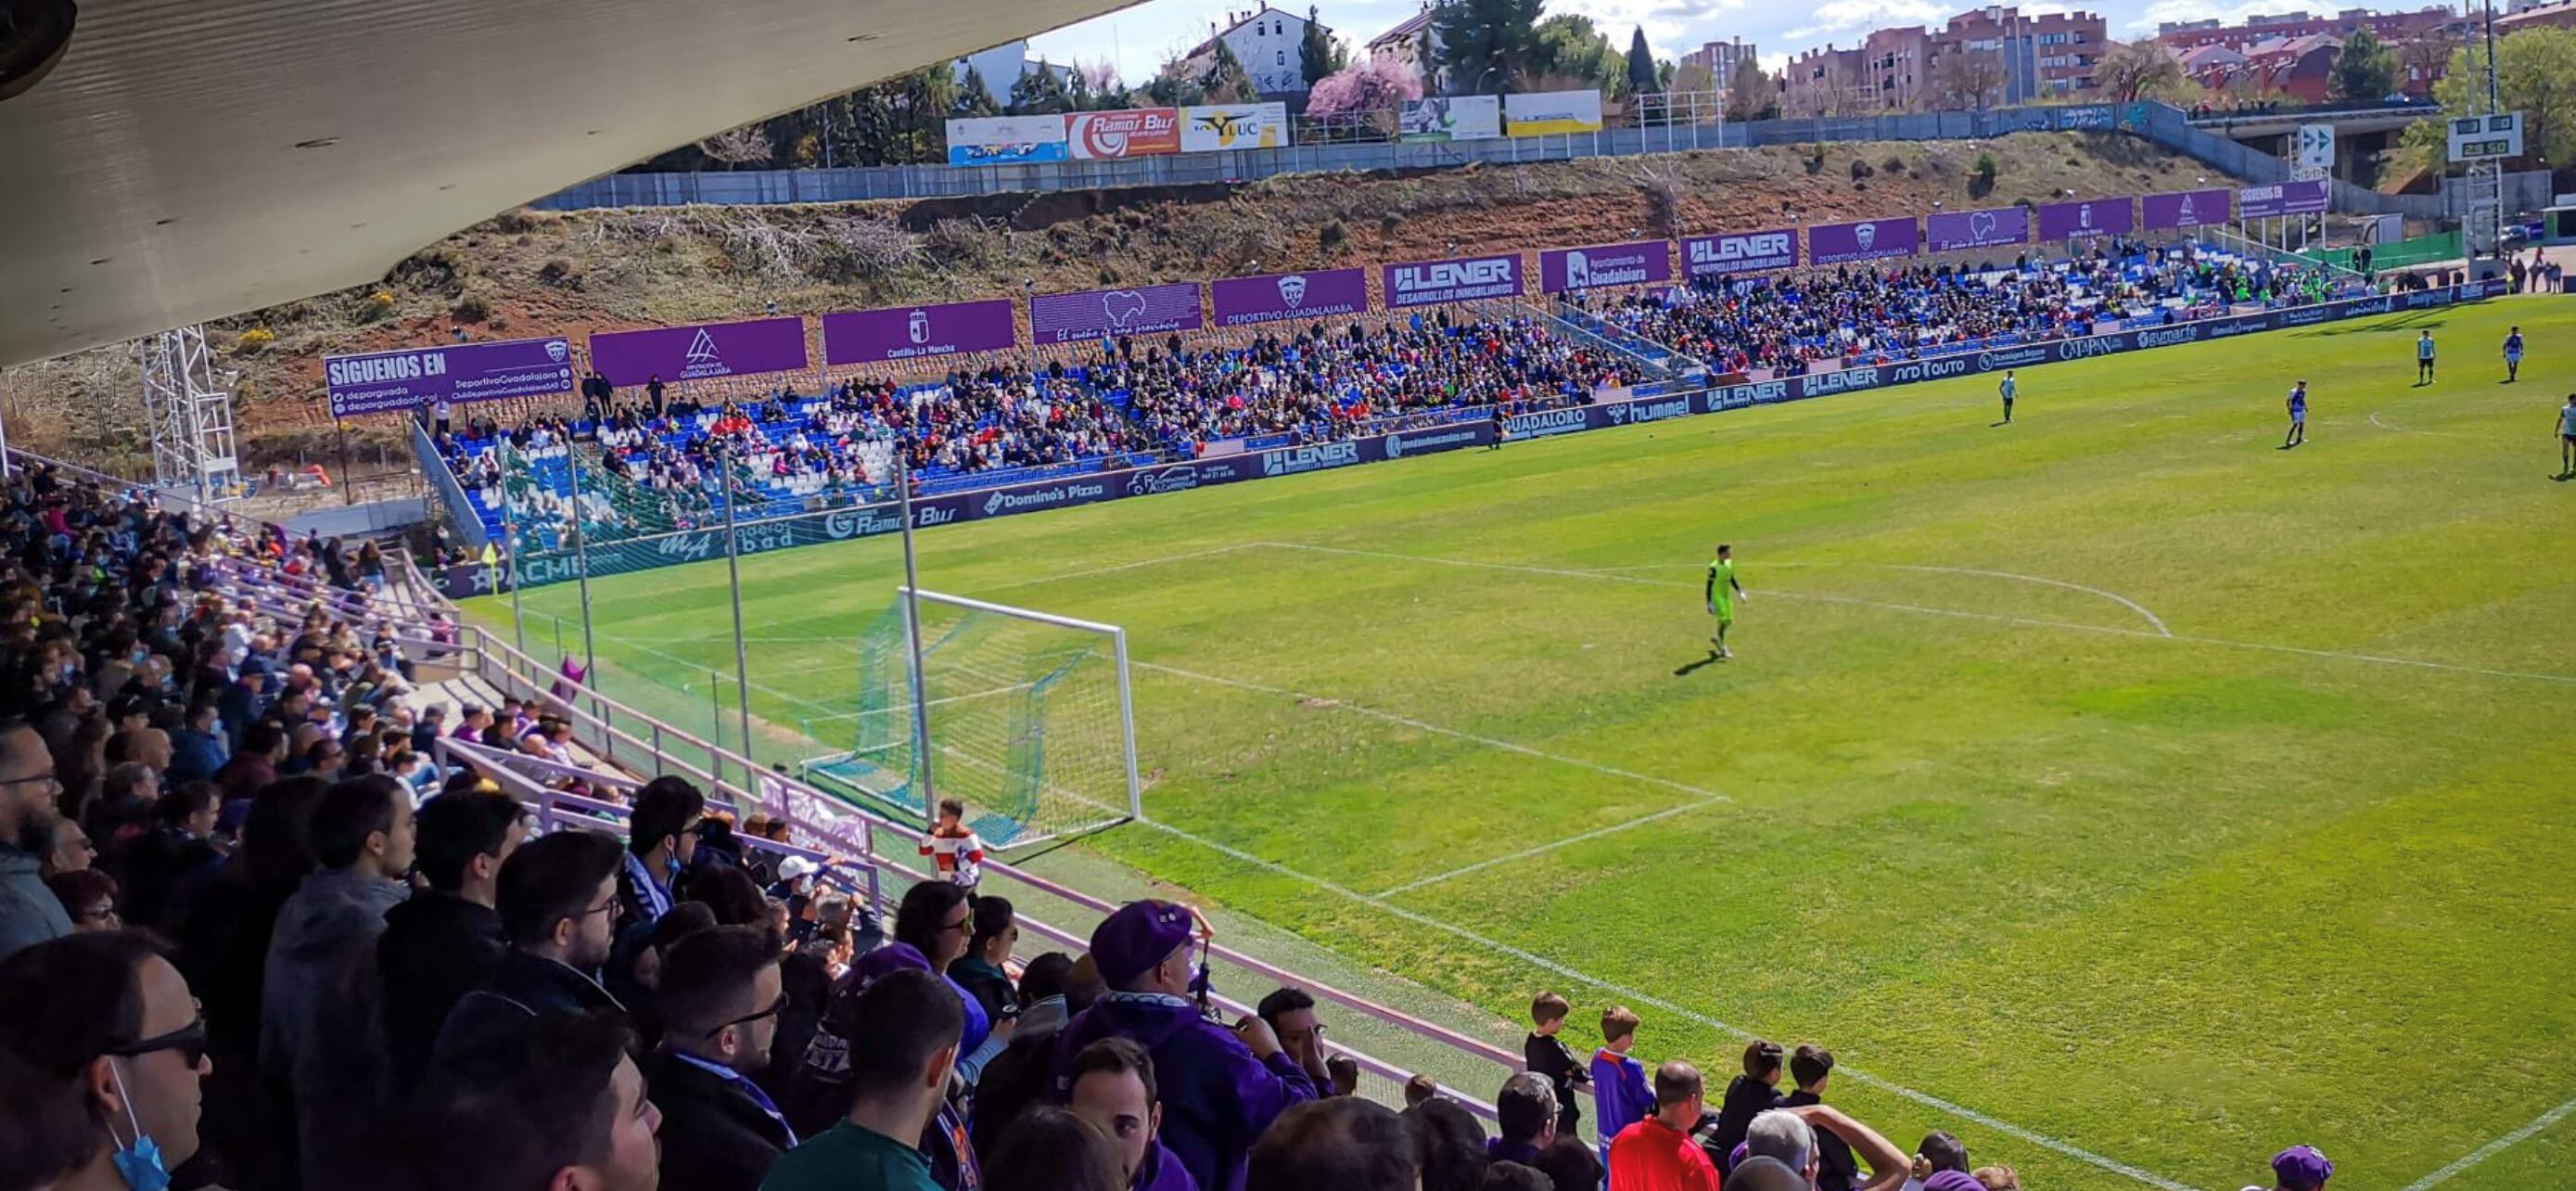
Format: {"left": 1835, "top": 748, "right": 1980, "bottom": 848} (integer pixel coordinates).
{"left": 1186, "top": 6, "right": 1333, "bottom": 97}
{"left": 1366, "top": 5, "right": 1449, "bottom": 93}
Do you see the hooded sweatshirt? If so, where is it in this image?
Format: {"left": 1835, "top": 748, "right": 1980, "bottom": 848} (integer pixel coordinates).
{"left": 260, "top": 866, "right": 408, "bottom": 1189}
{"left": 1049, "top": 992, "right": 1317, "bottom": 1191}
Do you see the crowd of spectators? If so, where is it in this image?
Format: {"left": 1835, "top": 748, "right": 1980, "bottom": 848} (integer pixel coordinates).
{"left": 0, "top": 456, "right": 2349, "bottom": 1191}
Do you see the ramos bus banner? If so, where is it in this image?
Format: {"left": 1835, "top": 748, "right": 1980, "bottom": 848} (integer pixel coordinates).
{"left": 325, "top": 337, "right": 574, "bottom": 418}
{"left": 1066, "top": 109, "right": 1180, "bottom": 159}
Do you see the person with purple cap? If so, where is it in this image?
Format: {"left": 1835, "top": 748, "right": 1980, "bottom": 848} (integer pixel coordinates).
{"left": 2246, "top": 1145, "right": 2332, "bottom": 1191}
{"left": 1051, "top": 899, "right": 1317, "bottom": 1191}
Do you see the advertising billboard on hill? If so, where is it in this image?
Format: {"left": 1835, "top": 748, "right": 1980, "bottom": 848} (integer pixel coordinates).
{"left": 1399, "top": 96, "right": 1502, "bottom": 142}
{"left": 589, "top": 317, "right": 809, "bottom": 387}
{"left": 1682, "top": 229, "right": 1798, "bottom": 275}
{"left": 1066, "top": 109, "right": 1180, "bottom": 159}
{"left": 1924, "top": 207, "right": 2031, "bottom": 252}
{"left": 1030, "top": 283, "right": 1205, "bottom": 343}
{"left": 1180, "top": 103, "right": 1290, "bottom": 151}
{"left": 1807, "top": 217, "right": 1919, "bottom": 265}
{"left": 1538, "top": 241, "right": 1672, "bottom": 293}
{"left": 1383, "top": 253, "right": 1524, "bottom": 308}
{"left": 1211, "top": 269, "right": 1370, "bottom": 327}
{"left": 822, "top": 300, "right": 1017, "bottom": 365}
{"left": 325, "top": 337, "right": 574, "bottom": 417}
{"left": 945, "top": 115, "right": 1069, "bottom": 166}
{"left": 2036, "top": 197, "right": 2136, "bottom": 240}
{"left": 1504, "top": 90, "right": 1603, "bottom": 135}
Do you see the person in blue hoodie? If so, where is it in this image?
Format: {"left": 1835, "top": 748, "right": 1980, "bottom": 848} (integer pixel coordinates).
{"left": 1588, "top": 1005, "right": 1651, "bottom": 1170}
{"left": 1050, "top": 900, "right": 1315, "bottom": 1191}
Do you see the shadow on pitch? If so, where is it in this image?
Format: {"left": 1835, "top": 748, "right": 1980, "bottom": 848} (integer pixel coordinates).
{"left": 1674, "top": 651, "right": 1724, "bottom": 677}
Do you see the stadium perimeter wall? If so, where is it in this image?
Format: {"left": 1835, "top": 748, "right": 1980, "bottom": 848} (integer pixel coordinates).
{"left": 429, "top": 280, "right": 2505, "bottom": 599}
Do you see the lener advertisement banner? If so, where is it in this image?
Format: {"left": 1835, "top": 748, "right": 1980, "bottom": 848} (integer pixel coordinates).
{"left": 1504, "top": 89, "right": 1604, "bottom": 136}
{"left": 2142, "top": 187, "right": 2230, "bottom": 230}
{"left": 1807, "top": 217, "right": 1919, "bottom": 265}
{"left": 1398, "top": 96, "right": 1501, "bottom": 142}
{"left": 1683, "top": 228, "right": 1797, "bottom": 275}
{"left": 589, "top": 317, "right": 809, "bottom": 387}
{"left": 823, "top": 300, "right": 1017, "bottom": 365}
{"left": 1211, "top": 269, "right": 1370, "bottom": 327}
{"left": 945, "top": 115, "right": 1069, "bottom": 166}
{"left": 1066, "top": 109, "right": 1180, "bottom": 159}
{"left": 2238, "top": 180, "right": 2328, "bottom": 218}
{"left": 2035, "top": 197, "right": 2136, "bottom": 240}
{"left": 325, "top": 337, "right": 574, "bottom": 417}
{"left": 1180, "top": 102, "right": 1289, "bottom": 151}
{"left": 1924, "top": 207, "right": 2031, "bottom": 252}
{"left": 1538, "top": 241, "right": 1673, "bottom": 293}
{"left": 1383, "top": 253, "right": 1524, "bottom": 308}
{"left": 1030, "top": 283, "right": 1205, "bottom": 343}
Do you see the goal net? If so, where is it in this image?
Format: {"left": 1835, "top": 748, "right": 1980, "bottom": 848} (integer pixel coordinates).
{"left": 799, "top": 588, "right": 1141, "bottom": 848}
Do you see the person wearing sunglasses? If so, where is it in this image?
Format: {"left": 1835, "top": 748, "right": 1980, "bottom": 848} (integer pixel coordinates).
{"left": 430, "top": 828, "right": 631, "bottom": 1070}
{"left": 649, "top": 924, "right": 794, "bottom": 1191}
{"left": 0, "top": 930, "right": 213, "bottom": 1191}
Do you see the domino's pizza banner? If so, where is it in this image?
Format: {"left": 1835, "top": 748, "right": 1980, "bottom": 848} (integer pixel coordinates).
{"left": 446, "top": 282, "right": 2502, "bottom": 597}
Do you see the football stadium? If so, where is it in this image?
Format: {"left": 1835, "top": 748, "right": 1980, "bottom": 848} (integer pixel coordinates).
{"left": 3, "top": 4, "right": 2572, "bottom": 1191}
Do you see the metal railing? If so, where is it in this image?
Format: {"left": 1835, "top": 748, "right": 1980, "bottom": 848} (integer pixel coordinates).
{"left": 389, "top": 547, "right": 1520, "bottom": 1118}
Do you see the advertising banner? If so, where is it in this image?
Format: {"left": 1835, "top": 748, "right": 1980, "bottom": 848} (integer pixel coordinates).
{"left": 1210, "top": 268, "right": 1370, "bottom": 327}
{"left": 822, "top": 299, "right": 1018, "bottom": 366}
{"left": 325, "top": 337, "right": 573, "bottom": 418}
{"left": 1399, "top": 96, "right": 1502, "bottom": 142}
{"left": 1807, "top": 217, "right": 1919, "bottom": 265}
{"left": 945, "top": 115, "right": 1069, "bottom": 166}
{"left": 459, "top": 283, "right": 2500, "bottom": 599}
{"left": 2035, "top": 197, "right": 2136, "bottom": 240}
{"left": 1504, "top": 89, "right": 1604, "bottom": 135}
{"left": 1682, "top": 228, "right": 1798, "bottom": 275}
{"left": 2142, "top": 187, "right": 2230, "bottom": 230}
{"left": 2292, "top": 123, "right": 2334, "bottom": 181}
{"left": 1382, "top": 253, "right": 1525, "bottom": 308}
{"left": 1923, "top": 207, "right": 2032, "bottom": 252}
{"left": 2238, "top": 180, "right": 2328, "bottom": 219}
{"left": 1180, "top": 102, "right": 1290, "bottom": 151}
{"left": 1066, "top": 109, "right": 1181, "bottom": 159}
{"left": 1538, "top": 240, "right": 1673, "bottom": 293}
{"left": 589, "top": 317, "right": 809, "bottom": 387}
{"left": 1029, "top": 283, "right": 1205, "bottom": 343}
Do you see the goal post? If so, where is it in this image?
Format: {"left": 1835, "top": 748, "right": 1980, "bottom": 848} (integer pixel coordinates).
{"left": 799, "top": 586, "right": 1143, "bottom": 848}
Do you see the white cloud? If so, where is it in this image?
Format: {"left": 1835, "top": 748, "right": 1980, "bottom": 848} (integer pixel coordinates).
{"left": 2123, "top": 0, "right": 2308, "bottom": 35}
{"left": 1780, "top": 0, "right": 1943, "bottom": 45}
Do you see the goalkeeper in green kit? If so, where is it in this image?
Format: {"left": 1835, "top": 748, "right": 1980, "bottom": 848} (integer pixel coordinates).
{"left": 1705, "top": 544, "right": 1749, "bottom": 659}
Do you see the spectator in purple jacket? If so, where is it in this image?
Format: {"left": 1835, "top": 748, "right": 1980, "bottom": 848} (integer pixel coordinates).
{"left": 2254, "top": 1145, "right": 2333, "bottom": 1191}
{"left": 1051, "top": 900, "right": 1316, "bottom": 1191}
{"left": 1068, "top": 1036, "right": 1197, "bottom": 1191}
{"left": 1588, "top": 1006, "right": 1651, "bottom": 1170}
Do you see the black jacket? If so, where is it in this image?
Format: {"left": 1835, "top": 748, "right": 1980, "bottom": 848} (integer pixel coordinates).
{"left": 1704, "top": 1075, "right": 1785, "bottom": 1171}
{"left": 429, "top": 949, "right": 626, "bottom": 1076}
{"left": 645, "top": 1049, "right": 793, "bottom": 1191}
{"left": 378, "top": 891, "right": 506, "bottom": 1088}
{"left": 1783, "top": 1089, "right": 1859, "bottom": 1191}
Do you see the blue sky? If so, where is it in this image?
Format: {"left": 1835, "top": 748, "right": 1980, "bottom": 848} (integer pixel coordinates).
{"left": 1024, "top": 0, "right": 2414, "bottom": 78}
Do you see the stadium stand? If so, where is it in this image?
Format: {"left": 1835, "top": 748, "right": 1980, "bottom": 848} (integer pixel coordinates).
{"left": 0, "top": 450, "right": 2341, "bottom": 1191}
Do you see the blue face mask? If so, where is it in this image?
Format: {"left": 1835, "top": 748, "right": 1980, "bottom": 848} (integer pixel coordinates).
{"left": 107, "top": 1059, "right": 172, "bottom": 1191}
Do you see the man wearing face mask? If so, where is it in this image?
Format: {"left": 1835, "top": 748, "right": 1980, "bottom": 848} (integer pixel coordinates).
{"left": 0, "top": 718, "right": 75, "bottom": 962}
{"left": 0, "top": 931, "right": 214, "bottom": 1191}
{"left": 650, "top": 926, "right": 795, "bottom": 1191}
{"left": 619, "top": 776, "right": 705, "bottom": 928}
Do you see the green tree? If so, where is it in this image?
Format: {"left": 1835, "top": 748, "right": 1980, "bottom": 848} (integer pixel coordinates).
{"left": 2329, "top": 28, "right": 2399, "bottom": 101}
{"left": 1434, "top": 0, "right": 1548, "bottom": 95}
{"left": 2095, "top": 39, "right": 2184, "bottom": 104}
{"left": 2402, "top": 29, "right": 2576, "bottom": 171}
{"left": 1727, "top": 57, "right": 1779, "bottom": 121}
{"left": 1626, "top": 27, "right": 1659, "bottom": 98}
{"left": 1202, "top": 40, "right": 1258, "bottom": 103}
{"left": 1531, "top": 14, "right": 1623, "bottom": 92}
{"left": 954, "top": 64, "right": 1001, "bottom": 117}
{"left": 1008, "top": 61, "right": 1072, "bottom": 114}
{"left": 1144, "top": 54, "right": 1207, "bottom": 107}
{"left": 1301, "top": 6, "right": 1348, "bottom": 89}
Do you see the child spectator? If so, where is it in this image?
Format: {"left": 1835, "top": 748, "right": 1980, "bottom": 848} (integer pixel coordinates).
{"left": 1522, "top": 992, "right": 1588, "bottom": 1139}
{"left": 921, "top": 797, "right": 984, "bottom": 891}
{"left": 1588, "top": 1005, "right": 1651, "bottom": 1170}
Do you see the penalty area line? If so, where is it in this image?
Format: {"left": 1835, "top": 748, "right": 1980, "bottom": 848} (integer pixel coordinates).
{"left": 1372, "top": 795, "right": 1728, "bottom": 897}
{"left": 2400, "top": 1091, "right": 2576, "bottom": 1191}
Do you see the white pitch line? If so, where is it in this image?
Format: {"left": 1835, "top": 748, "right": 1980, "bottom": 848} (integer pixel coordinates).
{"left": 1117, "top": 790, "right": 2194, "bottom": 1191}
{"left": 1130, "top": 660, "right": 1733, "bottom": 806}
{"left": 1373, "top": 795, "right": 1729, "bottom": 897}
{"left": 2400, "top": 1092, "right": 2576, "bottom": 1191}
{"left": 1263, "top": 542, "right": 2576, "bottom": 688}
{"left": 1601, "top": 559, "right": 2173, "bottom": 637}
{"left": 975, "top": 542, "right": 1262, "bottom": 596}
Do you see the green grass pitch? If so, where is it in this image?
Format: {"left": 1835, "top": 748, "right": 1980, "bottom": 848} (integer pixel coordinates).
{"left": 475, "top": 298, "right": 2576, "bottom": 1190}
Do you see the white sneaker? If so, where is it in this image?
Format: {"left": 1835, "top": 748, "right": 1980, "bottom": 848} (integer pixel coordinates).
{"left": 1717, "top": 647, "right": 1733, "bottom": 660}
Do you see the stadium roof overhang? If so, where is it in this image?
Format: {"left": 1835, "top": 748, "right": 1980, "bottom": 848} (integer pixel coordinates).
{"left": 0, "top": 0, "right": 1134, "bottom": 367}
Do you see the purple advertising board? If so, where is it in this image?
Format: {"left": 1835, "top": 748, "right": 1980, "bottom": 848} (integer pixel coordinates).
{"left": 324, "top": 337, "right": 573, "bottom": 417}
{"left": 822, "top": 300, "right": 1017, "bottom": 366}
{"left": 1682, "top": 228, "right": 1798, "bottom": 275}
{"left": 1030, "top": 283, "right": 1205, "bottom": 343}
{"left": 1538, "top": 240, "right": 1674, "bottom": 293}
{"left": 1923, "top": 207, "right": 2032, "bottom": 252}
{"left": 2238, "top": 180, "right": 2328, "bottom": 219}
{"left": 1210, "top": 268, "right": 1370, "bottom": 327}
{"left": 2142, "top": 187, "right": 2231, "bottom": 230}
{"left": 590, "top": 317, "right": 809, "bottom": 387}
{"left": 1383, "top": 253, "right": 1524, "bottom": 308}
{"left": 2036, "top": 197, "right": 2136, "bottom": 241}
{"left": 1807, "top": 217, "right": 1919, "bottom": 265}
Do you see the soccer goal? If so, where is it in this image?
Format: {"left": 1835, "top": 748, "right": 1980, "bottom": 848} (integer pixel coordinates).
{"left": 799, "top": 588, "right": 1142, "bottom": 849}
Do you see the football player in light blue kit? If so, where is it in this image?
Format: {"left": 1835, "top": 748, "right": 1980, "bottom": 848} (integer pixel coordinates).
{"left": 2417, "top": 330, "right": 2437, "bottom": 384}
{"left": 2557, "top": 393, "right": 2576, "bottom": 480}
{"left": 2505, "top": 327, "right": 2525, "bottom": 383}
{"left": 1998, "top": 371, "right": 2018, "bottom": 425}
